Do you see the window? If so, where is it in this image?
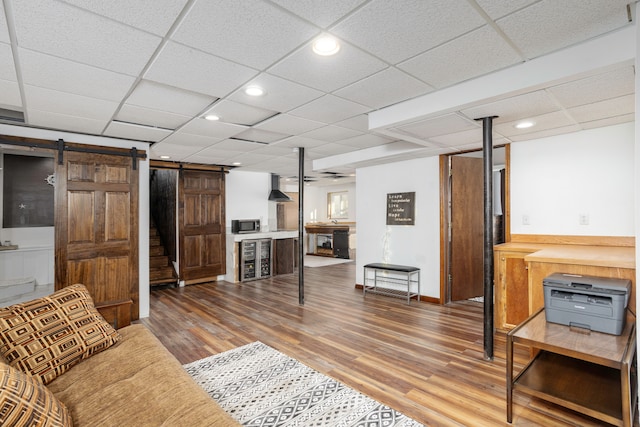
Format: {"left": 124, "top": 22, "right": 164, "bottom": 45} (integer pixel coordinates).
{"left": 327, "top": 191, "right": 348, "bottom": 219}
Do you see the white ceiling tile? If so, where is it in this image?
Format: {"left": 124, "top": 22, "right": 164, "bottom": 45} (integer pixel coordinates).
{"left": 307, "top": 143, "right": 360, "bottom": 156}
{"left": 116, "top": 104, "right": 191, "bottom": 129}
{"left": 0, "top": 43, "right": 16, "bottom": 81}
{"left": 460, "top": 90, "right": 560, "bottom": 123}
{"left": 172, "top": 0, "right": 318, "bottom": 69}
{"left": 508, "top": 124, "right": 582, "bottom": 142}
{"left": 61, "top": 0, "right": 189, "bottom": 36}
{"left": 398, "top": 25, "right": 522, "bottom": 89}
{"left": 159, "top": 132, "right": 221, "bottom": 148}
{"left": 430, "top": 128, "right": 483, "bottom": 147}
{"left": 145, "top": 42, "right": 258, "bottom": 98}
{"left": 12, "top": 0, "right": 161, "bottom": 75}
{"left": 270, "top": 0, "right": 367, "bottom": 28}
{"left": 0, "top": 79, "right": 22, "bottom": 108}
{"left": 26, "top": 109, "right": 108, "bottom": 134}
{"left": 206, "top": 100, "right": 277, "bottom": 126}
{"left": 255, "top": 114, "right": 325, "bottom": 135}
{"left": 209, "top": 139, "right": 265, "bottom": 153}
{"left": 19, "top": 48, "right": 135, "bottom": 102}
{"left": 104, "top": 120, "right": 172, "bottom": 142}
{"left": 234, "top": 128, "right": 290, "bottom": 144}
{"left": 332, "top": 0, "right": 485, "bottom": 64}
{"left": 253, "top": 144, "right": 298, "bottom": 157}
{"left": 227, "top": 73, "right": 323, "bottom": 112}
{"left": 474, "top": 0, "right": 538, "bottom": 19}
{"left": 547, "top": 65, "right": 634, "bottom": 108}
{"left": 494, "top": 110, "right": 576, "bottom": 137}
{"left": 150, "top": 142, "right": 205, "bottom": 161}
{"left": 288, "top": 95, "right": 370, "bottom": 123}
{"left": 179, "top": 117, "right": 247, "bottom": 139}
{"left": 126, "top": 80, "right": 215, "bottom": 116}
{"left": 182, "top": 151, "right": 238, "bottom": 164}
{"left": 334, "top": 114, "right": 370, "bottom": 132}
{"left": 269, "top": 38, "right": 387, "bottom": 93}
{"left": 394, "top": 113, "right": 478, "bottom": 139}
{"left": 276, "top": 135, "right": 329, "bottom": 149}
{"left": 338, "top": 133, "right": 394, "bottom": 149}
{"left": 334, "top": 68, "right": 433, "bottom": 109}
{"left": 567, "top": 94, "right": 634, "bottom": 124}
{"left": 580, "top": 113, "right": 634, "bottom": 130}
{"left": 301, "top": 125, "right": 362, "bottom": 142}
{"left": 497, "top": 0, "right": 630, "bottom": 59}
{"left": 0, "top": 7, "right": 9, "bottom": 43}
{"left": 24, "top": 85, "right": 118, "bottom": 121}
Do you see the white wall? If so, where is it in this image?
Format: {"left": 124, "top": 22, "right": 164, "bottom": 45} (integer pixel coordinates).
{"left": 511, "top": 122, "right": 634, "bottom": 236}
{"left": 0, "top": 124, "right": 150, "bottom": 317}
{"left": 356, "top": 156, "right": 441, "bottom": 298}
{"left": 302, "top": 182, "right": 356, "bottom": 223}
{"left": 225, "top": 170, "right": 273, "bottom": 230}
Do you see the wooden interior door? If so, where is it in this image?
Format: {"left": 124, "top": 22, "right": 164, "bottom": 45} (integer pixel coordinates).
{"left": 55, "top": 151, "right": 139, "bottom": 319}
{"left": 179, "top": 170, "right": 225, "bottom": 284}
{"left": 450, "top": 156, "right": 484, "bottom": 301}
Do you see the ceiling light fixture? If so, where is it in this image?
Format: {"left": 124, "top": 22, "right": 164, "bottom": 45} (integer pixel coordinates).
{"left": 245, "top": 85, "right": 265, "bottom": 96}
{"left": 204, "top": 114, "right": 220, "bottom": 121}
{"left": 515, "top": 120, "right": 535, "bottom": 129}
{"left": 159, "top": 155, "right": 171, "bottom": 159}
{"left": 312, "top": 35, "right": 340, "bottom": 56}
{"left": 232, "top": 162, "right": 242, "bottom": 166}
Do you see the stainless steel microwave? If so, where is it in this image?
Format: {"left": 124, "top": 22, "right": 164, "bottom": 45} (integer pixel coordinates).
{"left": 231, "top": 219, "right": 260, "bottom": 234}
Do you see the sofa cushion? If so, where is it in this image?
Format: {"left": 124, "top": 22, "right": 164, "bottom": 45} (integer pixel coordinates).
{"left": 0, "top": 284, "right": 121, "bottom": 384}
{"left": 0, "top": 361, "right": 73, "bottom": 426}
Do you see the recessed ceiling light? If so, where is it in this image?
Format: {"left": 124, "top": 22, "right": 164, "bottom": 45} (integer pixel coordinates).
{"left": 313, "top": 35, "right": 340, "bottom": 56}
{"left": 159, "top": 155, "right": 171, "bottom": 159}
{"left": 204, "top": 114, "right": 220, "bottom": 121}
{"left": 232, "top": 162, "right": 242, "bottom": 166}
{"left": 515, "top": 121, "right": 535, "bottom": 129}
{"left": 245, "top": 85, "right": 265, "bottom": 96}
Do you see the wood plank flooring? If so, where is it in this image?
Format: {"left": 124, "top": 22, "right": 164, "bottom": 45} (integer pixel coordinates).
{"left": 139, "top": 262, "right": 633, "bottom": 426}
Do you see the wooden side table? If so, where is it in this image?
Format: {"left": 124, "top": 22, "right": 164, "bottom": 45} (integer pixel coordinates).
{"left": 507, "top": 308, "right": 637, "bottom": 426}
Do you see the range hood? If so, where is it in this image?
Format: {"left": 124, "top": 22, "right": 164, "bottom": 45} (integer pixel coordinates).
{"left": 268, "top": 174, "right": 292, "bottom": 202}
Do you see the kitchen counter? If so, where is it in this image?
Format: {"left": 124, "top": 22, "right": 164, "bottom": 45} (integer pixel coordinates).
{"left": 229, "top": 230, "right": 298, "bottom": 242}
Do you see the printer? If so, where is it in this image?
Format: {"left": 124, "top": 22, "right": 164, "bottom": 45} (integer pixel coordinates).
{"left": 543, "top": 273, "right": 631, "bottom": 335}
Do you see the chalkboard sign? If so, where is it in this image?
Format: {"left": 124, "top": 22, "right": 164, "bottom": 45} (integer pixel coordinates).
{"left": 386, "top": 192, "right": 415, "bottom": 225}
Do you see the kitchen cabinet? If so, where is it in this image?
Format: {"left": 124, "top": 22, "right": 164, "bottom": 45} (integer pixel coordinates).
{"left": 494, "top": 248, "right": 533, "bottom": 331}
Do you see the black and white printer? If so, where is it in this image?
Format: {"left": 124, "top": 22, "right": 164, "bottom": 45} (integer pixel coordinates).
{"left": 543, "top": 273, "right": 631, "bottom": 335}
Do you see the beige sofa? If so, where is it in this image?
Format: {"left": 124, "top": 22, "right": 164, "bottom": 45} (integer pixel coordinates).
{"left": 0, "top": 284, "right": 240, "bottom": 426}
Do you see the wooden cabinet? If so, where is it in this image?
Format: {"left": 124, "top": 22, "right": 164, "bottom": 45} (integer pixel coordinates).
{"left": 494, "top": 247, "right": 534, "bottom": 331}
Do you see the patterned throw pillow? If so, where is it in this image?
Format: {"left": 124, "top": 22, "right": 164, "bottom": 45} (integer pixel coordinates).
{"left": 0, "top": 284, "right": 121, "bottom": 384}
{"left": 0, "top": 362, "right": 73, "bottom": 426}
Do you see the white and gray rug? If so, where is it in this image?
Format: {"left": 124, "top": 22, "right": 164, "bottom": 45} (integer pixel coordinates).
{"left": 184, "top": 341, "right": 424, "bottom": 427}
{"left": 303, "top": 255, "right": 354, "bottom": 268}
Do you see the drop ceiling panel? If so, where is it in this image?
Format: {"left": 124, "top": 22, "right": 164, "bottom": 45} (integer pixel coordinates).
{"left": 429, "top": 128, "right": 484, "bottom": 147}
{"left": 104, "top": 121, "right": 172, "bottom": 142}
{"left": 269, "top": 39, "right": 387, "bottom": 93}
{"left": 255, "top": 114, "right": 325, "bottom": 135}
{"left": 338, "top": 133, "right": 394, "bottom": 149}
{"left": 253, "top": 144, "right": 298, "bottom": 157}
{"left": 209, "top": 138, "right": 265, "bottom": 152}
{"left": 460, "top": 90, "right": 560, "bottom": 123}
{"left": 19, "top": 49, "right": 135, "bottom": 102}
{"left": 206, "top": 100, "right": 277, "bottom": 126}
{"left": 12, "top": 0, "right": 161, "bottom": 76}
{"left": 496, "top": 0, "right": 631, "bottom": 59}
{"left": 307, "top": 143, "right": 360, "bottom": 156}
{"left": 398, "top": 25, "right": 522, "bottom": 89}
{"left": 334, "top": 68, "right": 433, "bottom": 109}
{"left": 227, "top": 73, "right": 323, "bottom": 112}
{"left": 145, "top": 42, "right": 258, "bottom": 98}
{"left": 178, "top": 118, "right": 246, "bottom": 139}
{"left": 567, "top": 94, "right": 634, "bottom": 124}
{"left": 62, "top": 0, "right": 189, "bottom": 36}
{"left": 474, "top": 0, "right": 538, "bottom": 20}
{"left": 24, "top": 85, "right": 118, "bottom": 121}
{"left": 150, "top": 143, "right": 205, "bottom": 160}
{"left": 160, "top": 132, "right": 222, "bottom": 148}
{"left": 334, "top": 114, "right": 370, "bottom": 132}
{"left": 494, "top": 110, "right": 576, "bottom": 137}
{"left": 289, "top": 94, "right": 369, "bottom": 123}
{"left": 270, "top": 0, "right": 367, "bottom": 28}
{"left": 126, "top": 80, "right": 215, "bottom": 116}
{"left": 172, "top": 0, "right": 318, "bottom": 70}
{"left": 27, "top": 109, "right": 107, "bottom": 134}
{"left": 394, "top": 113, "right": 478, "bottom": 139}
{"left": 580, "top": 113, "right": 634, "bottom": 130}
{"left": 0, "top": 7, "right": 9, "bottom": 43}
{"left": 508, "top": 124, "right": 582, "bottom": 142}
{"left": 547, "top": 65, "right": 634, "bottom": 109}
{"left": 0, "top": 44, "right": 16, "bottom": 81}
{"left": 331, "top": 0, "right": 485, "bottom": 64}
{"left": 234, "top": 128, "right": 290, "bottom": 143}
{"left": 0, "top": 80, "right": 22, "bottom": 108}
{"left": 302, "top": 125, "right": 362, "bottom": 142}
{"left": 116, "top": 104, "right": 191, "bottom": 129}
{"left": 276, "top": 135, "right": 330, "bottom": 149}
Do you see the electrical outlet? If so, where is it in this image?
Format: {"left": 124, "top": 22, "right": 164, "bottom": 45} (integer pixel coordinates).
{"left": 522, "top": 214, "right": 530, "bottom": 225}
{"left": 579, "top": 213, "right": 589, "bottom": 225}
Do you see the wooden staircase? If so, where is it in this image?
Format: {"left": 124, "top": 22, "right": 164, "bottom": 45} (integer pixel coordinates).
{"left": 149, "top": 225, "right": 178, "bottom": 287}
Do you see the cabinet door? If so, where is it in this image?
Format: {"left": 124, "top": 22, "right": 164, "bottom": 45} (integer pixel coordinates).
{"left": 495, "top": 251, "right": 530, "bottom": 330}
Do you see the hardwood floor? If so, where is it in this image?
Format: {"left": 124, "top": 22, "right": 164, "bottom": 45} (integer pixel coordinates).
{"left": 140, "top": 262, "right": 631, "bottom": 426}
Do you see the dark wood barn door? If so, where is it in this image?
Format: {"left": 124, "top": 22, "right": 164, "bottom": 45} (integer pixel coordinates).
{"left": 55, "top": 151, "right": 140, "bottom": 319}
{"left": 178, "top": 169, "right": 225, "bottom": 284}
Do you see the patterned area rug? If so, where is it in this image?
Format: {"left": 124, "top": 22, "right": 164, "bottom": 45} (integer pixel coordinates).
{"left": 184, "top": 342, "right": 424, "bottom": 427}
